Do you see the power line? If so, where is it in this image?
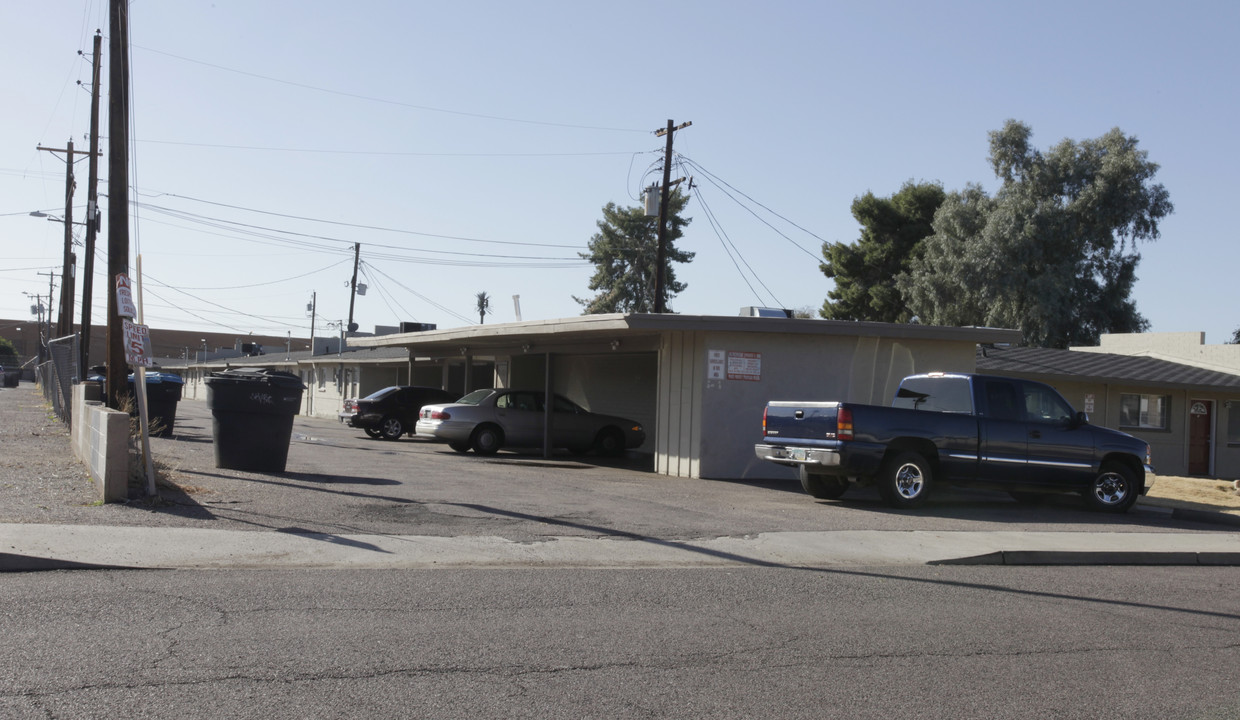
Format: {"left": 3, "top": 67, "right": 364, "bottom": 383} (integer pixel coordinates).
{"left": 362, "top": 261, "right": 475, "bottom": 325}
{"left": 131, "top": 43, "right": 650, "bottom": 134}
{"left": 138, "top": 201, "right": 592, "bottom": 266}
{"left": 691, "top": 186, "right": 781, "bottom": 307}
{"left": 140, "top": 191, "right": 586, "bottom": 249}
{"left": 130, "top": 138, "right": 642, "bottom": 158}
{"left": 678, "top": 155, "right": 823, "bottom": 261}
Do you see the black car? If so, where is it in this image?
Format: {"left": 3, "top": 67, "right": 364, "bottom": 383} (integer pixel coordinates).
{"left": 339, "top": 385, "right": 459, "bottom": 440}
{"left": 0, "top": 366, "right": 17, "bottom": 388}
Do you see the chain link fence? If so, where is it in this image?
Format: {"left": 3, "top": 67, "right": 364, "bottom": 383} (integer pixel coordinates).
{"left": 42, "top": 334, "right": 79, "bottom": 423}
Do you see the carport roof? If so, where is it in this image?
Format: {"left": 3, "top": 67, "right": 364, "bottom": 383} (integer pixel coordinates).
{"left": 348, "top": 313, "right": 1023, "bottom": 356}
{"left": 976, "top": 345, "right": 1240, "bottom": 393}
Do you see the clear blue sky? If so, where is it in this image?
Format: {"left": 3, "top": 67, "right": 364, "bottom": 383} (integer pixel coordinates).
{"left": 2, "top": 0, "right": 1236, "bottom": 346}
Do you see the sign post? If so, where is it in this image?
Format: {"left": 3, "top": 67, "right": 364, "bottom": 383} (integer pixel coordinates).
{"left": 117, "top": 270, "right": 157, "bottom": 496}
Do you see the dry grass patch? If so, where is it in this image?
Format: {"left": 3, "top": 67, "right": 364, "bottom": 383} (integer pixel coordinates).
{"left": 1141, "top": 474, "right": 1240, "bottom": 514}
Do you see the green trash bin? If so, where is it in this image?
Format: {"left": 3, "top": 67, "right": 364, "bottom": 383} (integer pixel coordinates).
{"left": 205, "top": 368, "right": 306, "bottom": 472}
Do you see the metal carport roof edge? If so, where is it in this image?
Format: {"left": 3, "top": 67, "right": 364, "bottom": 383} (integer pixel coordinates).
{"left": 347, "top": 313, "right": 1023, "bottom": 355}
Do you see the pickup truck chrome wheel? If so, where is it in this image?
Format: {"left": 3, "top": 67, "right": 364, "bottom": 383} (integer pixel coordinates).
{"left": 1084, "top": 462, "right": 1138, "bottom": 513}
{"left": 878, "top": 451, "right": 933, "bottom": 509}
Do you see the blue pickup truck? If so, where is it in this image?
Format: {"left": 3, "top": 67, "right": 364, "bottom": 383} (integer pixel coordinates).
{"left": 754, "top": 372, "right": 1155, "bottom": 512}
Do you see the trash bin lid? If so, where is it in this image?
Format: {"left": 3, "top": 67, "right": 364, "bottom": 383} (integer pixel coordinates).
{"left": 205, "top": 367, "right": 305, "bottom": 390}
{"left": 128, "top": 371, "right": 185, "bottom": 385}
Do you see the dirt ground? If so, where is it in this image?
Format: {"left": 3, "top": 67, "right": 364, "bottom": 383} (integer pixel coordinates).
{"left": 1141, "top": 474, "right": 1240, "bottom": 516}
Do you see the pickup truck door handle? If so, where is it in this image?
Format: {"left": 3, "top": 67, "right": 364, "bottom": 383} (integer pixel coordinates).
{"left": 1030, "top": 430, "right": 1041, "bottom": 439}
{"left": 794, "top": 410, "right": 804, "bottom": 419}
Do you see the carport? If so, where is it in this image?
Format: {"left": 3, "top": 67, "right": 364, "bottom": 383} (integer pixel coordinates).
{"left": 350, "top": 313, "right": 1021, "bottom": 479}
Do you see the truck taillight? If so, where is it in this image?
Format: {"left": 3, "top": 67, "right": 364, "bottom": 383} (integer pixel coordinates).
{"left": 762, "top": 406, "right": 768, "bottom": 436}
{"left": 837, "top": 406, "right": 854, "bottom": 440}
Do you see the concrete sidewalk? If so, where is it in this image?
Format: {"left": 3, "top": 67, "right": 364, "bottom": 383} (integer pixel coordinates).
{"left": 4, "top": 522, "right": 1240, "bottom": 571}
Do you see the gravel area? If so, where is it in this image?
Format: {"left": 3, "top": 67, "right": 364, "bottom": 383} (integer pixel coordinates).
{"left": 0, "top": 386, "right": 103, "bottom": 524}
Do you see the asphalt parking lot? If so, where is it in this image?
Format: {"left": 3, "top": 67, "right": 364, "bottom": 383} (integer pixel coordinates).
{"left": 4, "top": 392, "right": 1223, "bottom": 542}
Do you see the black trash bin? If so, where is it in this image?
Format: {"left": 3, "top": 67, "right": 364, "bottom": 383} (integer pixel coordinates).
{"left": 129, "top": 372, "right": 185, "bottom": 437}
{"left": 205, "top": 368, "right": 306, "bottom": 472}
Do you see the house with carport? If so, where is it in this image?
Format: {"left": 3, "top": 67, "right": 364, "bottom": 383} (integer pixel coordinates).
{"left": 349, "top": 313, "right": 1021, "bottom": 480}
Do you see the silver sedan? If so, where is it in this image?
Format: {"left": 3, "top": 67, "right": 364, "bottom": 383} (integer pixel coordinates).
{"left": 416, "top": 388, "right": 645, "bottom": 456}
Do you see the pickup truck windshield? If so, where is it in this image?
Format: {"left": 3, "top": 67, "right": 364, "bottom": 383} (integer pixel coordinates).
{"left": 892, "top": 376, "right": 973, "bottom": 413}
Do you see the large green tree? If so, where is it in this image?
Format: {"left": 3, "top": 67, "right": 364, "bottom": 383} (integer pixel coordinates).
{"left": 0, "top": 337, "right": 17, "bottom": 364}
{"left": 819, "top": 180, "right": 945, "bottom": 322}
{"left": 575, "top": 191, "right": 693, "bottom": 314}
{"left": 898, "top": 121, "right": 1173, "bottom": 348}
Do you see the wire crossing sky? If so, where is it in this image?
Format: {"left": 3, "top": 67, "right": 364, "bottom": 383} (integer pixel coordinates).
{"left": 1, "top": 1, "right": 1236, "bottom": 345}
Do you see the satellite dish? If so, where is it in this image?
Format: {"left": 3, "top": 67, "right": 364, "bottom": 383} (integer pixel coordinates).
{"left": 347, "top": 322, "right": 358, "bottom": 333}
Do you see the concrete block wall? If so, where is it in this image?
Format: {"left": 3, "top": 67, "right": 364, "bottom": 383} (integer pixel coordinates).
{"left": 71, "top": 384, "right": 130, "bottom": 503}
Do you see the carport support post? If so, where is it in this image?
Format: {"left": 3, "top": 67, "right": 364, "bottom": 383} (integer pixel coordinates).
{"left": 543, "top": 353, "right": 552, "bottom": 459}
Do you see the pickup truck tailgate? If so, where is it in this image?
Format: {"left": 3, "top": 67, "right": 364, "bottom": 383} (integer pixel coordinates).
{"left": 763, "top": 401, "right": 841, "bottom": 441}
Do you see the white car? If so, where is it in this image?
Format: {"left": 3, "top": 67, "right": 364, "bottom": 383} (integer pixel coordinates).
{"left": 416, "top": 388, "right": 645, "bottom": 456}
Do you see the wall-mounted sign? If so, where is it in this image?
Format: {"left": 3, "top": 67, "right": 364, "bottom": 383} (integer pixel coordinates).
{"left": 707, "top": 349, "right": 725, "bottom": 380}
{"left": 727, "top": 351, "right": 761, "bottom": 382}
{"left": 115, "top": 274, "right": 137, "bottom": 319}
{"left": 1083, "top": 393, "right": 1095, "bottom": 413}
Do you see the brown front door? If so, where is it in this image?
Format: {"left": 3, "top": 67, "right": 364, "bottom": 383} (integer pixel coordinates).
{"left": 1188, "top": 400, "right": 1212, "bottom": 475}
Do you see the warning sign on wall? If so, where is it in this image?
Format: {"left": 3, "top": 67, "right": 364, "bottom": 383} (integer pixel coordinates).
{"left": 726, "top": 351, "right": 761, "bottom": 382}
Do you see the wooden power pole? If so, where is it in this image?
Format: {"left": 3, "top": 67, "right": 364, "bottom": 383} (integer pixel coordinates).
{"left": 81, "top": 30, "right": 103, "bottom": 375}
{"left": 105, "top": 0, "right": 131, "bottom": 408}
{"left": 653, "top": 119, "right": 691, "bottom": 314}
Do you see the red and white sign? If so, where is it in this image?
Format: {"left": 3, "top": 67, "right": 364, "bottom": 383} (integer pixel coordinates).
{"left": 122, "top": 319, "right": 153, "bottom": 368}
{"left": 726, "top": 351, "right": 761, "bottom": 382}
{"left": 115, "top": 274, "right": 137, "bottom": 319}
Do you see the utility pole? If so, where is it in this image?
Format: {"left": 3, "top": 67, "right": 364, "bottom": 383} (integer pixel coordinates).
{"left": 653, "top": 119, "right": 691, "bottom": 314}
{"left": 105, "top": 0, "right": 131, "bottom": 408}
{"left": 35, "top": 140, "right": 78, "bottom": 339}
{"left": 58, "top": 140, "right": 75, "bottom": 339}
{"left": 81, "top": 30, "right": 103, "bottom": 375}
{"left": 346, "top": 242, "right": 360, "bottom": 335}
{"left": 36, "top": 272, "right": 56, "bottom": 364}
{"left": 308, "top": 292, "right": 317, "bottom": 355}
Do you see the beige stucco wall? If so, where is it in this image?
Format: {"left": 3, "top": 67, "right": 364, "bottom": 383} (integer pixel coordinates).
{"left": 1079, "top": 332, "right": 1240, "bottom": 375}
{"left": 657, "top": 330, "right": 980, "bottom": 480}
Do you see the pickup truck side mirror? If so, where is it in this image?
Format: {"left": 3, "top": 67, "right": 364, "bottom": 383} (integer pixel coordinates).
{"left": 1073, "top": 411, "right": 1089, "bottom": 427}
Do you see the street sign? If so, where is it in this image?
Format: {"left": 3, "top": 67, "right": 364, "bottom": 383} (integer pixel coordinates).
{"left": 122, "top": 318, "right": 153, "bottom": 367}
{"left": 115, "top": 274, "right": 137, "bottom": 319}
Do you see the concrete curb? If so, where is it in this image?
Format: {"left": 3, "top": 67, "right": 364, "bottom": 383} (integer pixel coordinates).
{"left": 4, "top": 525, "right": 1240, "bottom": 572}
{"left": 934, "top": 551, "right": 1240, "bottom": 566}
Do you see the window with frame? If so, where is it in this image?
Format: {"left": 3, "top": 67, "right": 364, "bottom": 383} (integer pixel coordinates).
{"left": 1023, "top": 384, "right": 1075, "bottom": 424}
{"left": 1227, "top": 402, "right": 1240, "bottom": 445}
{"left": 1119, "top": 393, "right": 1170, "bottom": 430}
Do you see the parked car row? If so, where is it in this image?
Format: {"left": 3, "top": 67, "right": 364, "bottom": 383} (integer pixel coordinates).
{"left": 340, "top": 386, "right": 646, "bottom": 457}
{"left": 339, "top": 386, "right": 458, "bottom": 440}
